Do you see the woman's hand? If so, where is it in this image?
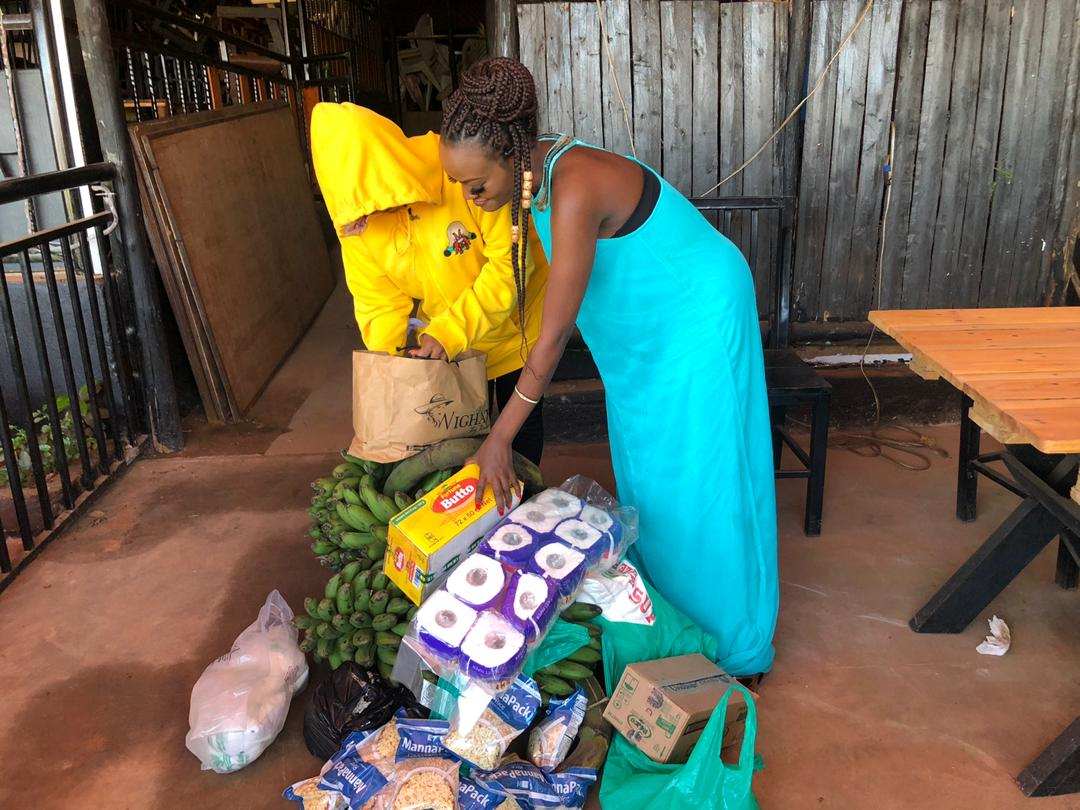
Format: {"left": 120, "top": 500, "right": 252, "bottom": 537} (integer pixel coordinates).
{"left": 409, "top": 333, "right": 448, "bottom": 360}
{"left": 470, "top": 433, "right": 520, "bottom": 514}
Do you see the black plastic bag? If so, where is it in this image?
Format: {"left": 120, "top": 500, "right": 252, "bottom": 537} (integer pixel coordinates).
{"left": 302, "top": 663, "right": 425, "bottom": 761}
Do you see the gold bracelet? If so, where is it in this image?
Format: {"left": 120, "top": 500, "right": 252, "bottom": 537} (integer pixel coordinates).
{"left": 513, "top": 385, "right": 540, "bottom": 406}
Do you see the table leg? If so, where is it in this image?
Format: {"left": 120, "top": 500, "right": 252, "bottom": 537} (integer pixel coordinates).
{"left": 910, "top": 498, "right": 1061, "bottom": 633}
{"left": 956, "top": 395, "right": 981, "bottom": 522}
{"left": 1017, "top": 716, "right": 1080, "bottom": 797}
{"left": 1055, "top": 530, "right": 1079, "bottom": 590}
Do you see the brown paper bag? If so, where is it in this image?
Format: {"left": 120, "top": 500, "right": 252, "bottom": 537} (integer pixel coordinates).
{"left": 349, "top": 350, "right": 490, "bottom": 462}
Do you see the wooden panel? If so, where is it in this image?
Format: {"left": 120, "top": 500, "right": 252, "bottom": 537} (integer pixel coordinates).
{"left": 980, "top": 0, "right": 1046, "bottom": 306}
{"left": 871, "top": 307, "right": 1080, "bottom": 331}
{"left": 955, "top": 0, "right": 1011, "bottom": 307}
{"left": 569, "top": 3, "right": 603, "bottom": 144}
{"left": 921, "top": 347, "right": 1080, "bottom": 377}
{"left": 517, "top": 4, "right": 548, "bottom": 132}
{"left": 544, "top": 3, "right": 574, "bottom": 135}
{"left": 132, "top": 102, "right": 335, "bottom": 418}
{"left": 878, "top": 0, "right": 930, "bottom": 309}
{"left": 660, "top": 0, "right": 693, "bottom": 194}
{"left": 1017, "top": 0, "right": 1076, "bottom": 305}
{"left": 974, "top": 377, "right": 1080, "bottom": 402}
{"left": 629, "top": 0, "right": 662, "bottom": 170}
{"left": 846, "top": 0, "right": 901, "bottom": 317}
{"left": 901, "top": 0, "right": 958, "bottom": 310}
{"left": 1040, "top": 0, "right": 1080, "bottom": 301}
{"left": 892, "top": 327, "right": 1080, "bottom": 351}
{"left": 691, "top": 1, "right": 719, "bottom": 198}
{"left": 742, "top": 0, "right": 778, "bottom": 296}
{"left": 717, "top": 0, "right": 745, "bottom": 255}
{"left": 794, "top": 0, "right": 842, "bottom": 318}
{"left": 926, "top": 0, "right": 986, "bottom": 308}
{"left": 600, "top": 0, "right": 634, "bottom": 157}
{"left": 819, "top": 0, "right": 872, "bottom": 320}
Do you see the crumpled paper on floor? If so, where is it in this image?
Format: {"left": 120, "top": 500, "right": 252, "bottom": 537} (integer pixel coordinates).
{"left": 976, "top": 615, "right": 1011, "bottom": 656}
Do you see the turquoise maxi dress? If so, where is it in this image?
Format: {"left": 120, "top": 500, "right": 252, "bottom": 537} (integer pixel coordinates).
{"left": 530, "top": 136, "right": 778, "bottom": 675}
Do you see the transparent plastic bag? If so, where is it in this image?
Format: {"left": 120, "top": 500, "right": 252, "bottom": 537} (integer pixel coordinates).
{"left": 442, "top": 676, "right": 541, "bottom": 770}
{"left": 406, "top": 476, "right": 637, "bottom": 691}
{"left": 186, "top": 591, "right": 309, "bottom": 773}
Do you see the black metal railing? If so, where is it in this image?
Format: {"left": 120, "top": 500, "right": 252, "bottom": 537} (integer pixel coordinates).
{"left": 0, "top": 163, "right": 141, "bottom": 583}
{"left": 106, "top": 0, "right": 390, "bottom": 154}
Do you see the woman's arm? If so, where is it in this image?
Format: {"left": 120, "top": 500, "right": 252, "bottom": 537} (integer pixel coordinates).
{"left": 473, "top": 181, "right": 603, "bottom": 510}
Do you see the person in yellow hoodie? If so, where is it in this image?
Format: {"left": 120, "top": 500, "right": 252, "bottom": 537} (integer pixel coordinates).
{"left": 310, "top": 103, "right": 549, "bottom": 463}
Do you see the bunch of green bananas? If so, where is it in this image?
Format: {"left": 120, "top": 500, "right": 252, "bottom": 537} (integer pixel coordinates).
{"left": 307, "top": 451, "right": 457, "bottom": 571}
{"left": 534, "top": 602, "right": 605, "bottom": 704}
{"left": 295, "top": 562, "right": 418, "bottom": 678}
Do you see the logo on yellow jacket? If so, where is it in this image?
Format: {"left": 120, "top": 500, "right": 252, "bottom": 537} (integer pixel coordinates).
{"left": 443, "top": 220, "right": 477, "bottom": 257}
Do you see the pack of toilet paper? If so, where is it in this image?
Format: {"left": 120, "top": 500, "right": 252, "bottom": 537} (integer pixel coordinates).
{"left": 407, "top": 477, "right": 637, "bottom": 687}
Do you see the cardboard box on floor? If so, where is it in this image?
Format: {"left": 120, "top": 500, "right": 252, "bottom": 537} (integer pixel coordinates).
{"left": 602, "top": 653, "right": 752, "bottom": 764}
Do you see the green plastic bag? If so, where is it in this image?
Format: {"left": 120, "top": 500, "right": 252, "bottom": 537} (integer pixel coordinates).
{"left": 598, "top": 573, "right": 760, "bottom": 810}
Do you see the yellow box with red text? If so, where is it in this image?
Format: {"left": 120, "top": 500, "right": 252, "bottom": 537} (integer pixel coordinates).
{"left": 384, "top": 464, "right": 521, "bottom": 605}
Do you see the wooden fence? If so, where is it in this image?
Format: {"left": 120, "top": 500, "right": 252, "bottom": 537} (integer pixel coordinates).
{"left": 515, "top": 0, "right": 1080, "bottom": 323}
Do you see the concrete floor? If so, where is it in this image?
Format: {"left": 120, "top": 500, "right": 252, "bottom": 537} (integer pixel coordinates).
{"left": 0, "top": 288, "right": 1077, "bottom": 809}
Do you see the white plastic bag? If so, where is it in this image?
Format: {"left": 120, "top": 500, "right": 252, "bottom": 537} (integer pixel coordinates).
{"left": 579, "top": 558, "right": 655, "bottom": 626}
{"left": 186, "top": 590, "right": 309, "bottom": 773}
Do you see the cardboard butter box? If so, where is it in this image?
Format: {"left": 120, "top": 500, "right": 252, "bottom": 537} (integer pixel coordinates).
{"left": 384, "top": 464, "right": 520, "bottom": 605}
{"left": 602, "top": 653, "right": 750, "bottom": 764}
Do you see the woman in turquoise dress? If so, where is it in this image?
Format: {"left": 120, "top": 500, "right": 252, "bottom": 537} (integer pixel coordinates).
{"left": 439, "top": 59, "right": 777, "bottom": 676}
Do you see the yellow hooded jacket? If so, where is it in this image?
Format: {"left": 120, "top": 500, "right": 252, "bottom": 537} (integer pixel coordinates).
{"left": 310, "top": 103, "right": 548, "bottom": 379}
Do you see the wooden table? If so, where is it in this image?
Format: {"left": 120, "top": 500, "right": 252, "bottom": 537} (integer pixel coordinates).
{"left": 870, "top": 307, "right": 1080, "bottom": 797}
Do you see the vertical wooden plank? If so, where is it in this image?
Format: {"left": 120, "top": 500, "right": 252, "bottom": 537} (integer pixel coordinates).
{"left": 980, "top": 0, "right": 1046, "bottom": 306}
{"left": 717, "top": 2, "right": 744, "bottom": 200}
{"left": 819, "top": 0, "right": 872, "bottom": 320}
{"left": 660, "top": 0, "right": 693, "bottom": 194}
{"left": 846, "top": 0, "right": 902, "bottom": 317}
{"left": 900, "top": 0, "right": 959, "bottom": 309}
{"left": 517, "top": 4, "right": 548, "bottom": 132}
{"left": 794, "top": 0, "right": 842, "bottom": 320}
{"left": 718, "top": 2, "right": 747, "bottom": 257}
{"left": 879, "top": 0, "right": 931, "bottom": 308}
{"left": 544, "top": 3, "right": 574, "bottom": 135}
{"left": 926, "top": 0, "right": 987, "bottom": 308}
{"left": 487, "top": 0, "right": 519, "bottom": 59}
{"left": 780, "top": 0, "right": 811, "bottom": 202}
{"left": 1018, "top": 0, "right": 1075, "bottom": 304}
{"left": 600, "top": 0, "right": 634, "bottom": 156}
{"left": 1044, "top": 0, "right": 1080, "bottom": 303}
{"left": 691, "top": 1, "right": 719, "bottom": 197}
{"left": 743, "top": 0, "right": 779, "bottom": 301}
{"left": 955, "top": 0, "right": 1012, "bottom": 307}
{"left": 630, "top": 0, "right": 662, "bottom": 170}
{"left": 569, "top": 3, "right": 603, "bottom": 144}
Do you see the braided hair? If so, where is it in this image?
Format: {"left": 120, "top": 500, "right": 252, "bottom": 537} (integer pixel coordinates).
{"left": 442, "top": 58, "right": 538, "bottom": 357}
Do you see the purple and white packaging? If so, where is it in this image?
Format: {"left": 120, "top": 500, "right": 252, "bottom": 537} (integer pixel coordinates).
{"left": 447, "top": 552, "right": 507, "bottom": 610}
{"left": 501, "top": 571, "right": 557, "bottom": 641}
{"left": 460, "top": 611, "right": 527, "bottom": 681}
{"left": 553, "top": 519, "right": 606, "bottom": 566}
{"left": 533, "top": 488, "right": 584, "bottom": 520}
{"left": 415, "top": 590, "right": 478, "bottom": 657}
{"left": 480, "top": 522, "right": 537, "bottom": 565}
{"left": 529, "top": 542, "right": 588, "bottom": 597}
{"left": 579, "top": 504, "right": 623, "bottom": 562}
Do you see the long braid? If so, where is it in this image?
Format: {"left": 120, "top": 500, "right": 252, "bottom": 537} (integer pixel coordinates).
{"left": 442, "top": 58, "right": 538, "bottom": 359}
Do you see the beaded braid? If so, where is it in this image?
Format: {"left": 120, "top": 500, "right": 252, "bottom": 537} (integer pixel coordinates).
{"left": 442, "top": 58, "right": 538, "bottom": 358}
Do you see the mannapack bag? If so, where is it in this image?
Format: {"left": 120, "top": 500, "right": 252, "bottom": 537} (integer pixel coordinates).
{"left": 349, "top": 349, "right": 489, "bottom": 462}
{"left": 598, "top": 578, "right": 760, "bottom": 810}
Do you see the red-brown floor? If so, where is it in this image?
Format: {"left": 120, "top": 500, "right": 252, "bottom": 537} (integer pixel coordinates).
{"left": 0, "top": 287, "right": 1075, "bottom": 808}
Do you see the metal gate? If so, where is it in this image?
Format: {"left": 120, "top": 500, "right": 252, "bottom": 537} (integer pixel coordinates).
{"left": 0, "top": 0, "right": 145, "bottom": 583}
